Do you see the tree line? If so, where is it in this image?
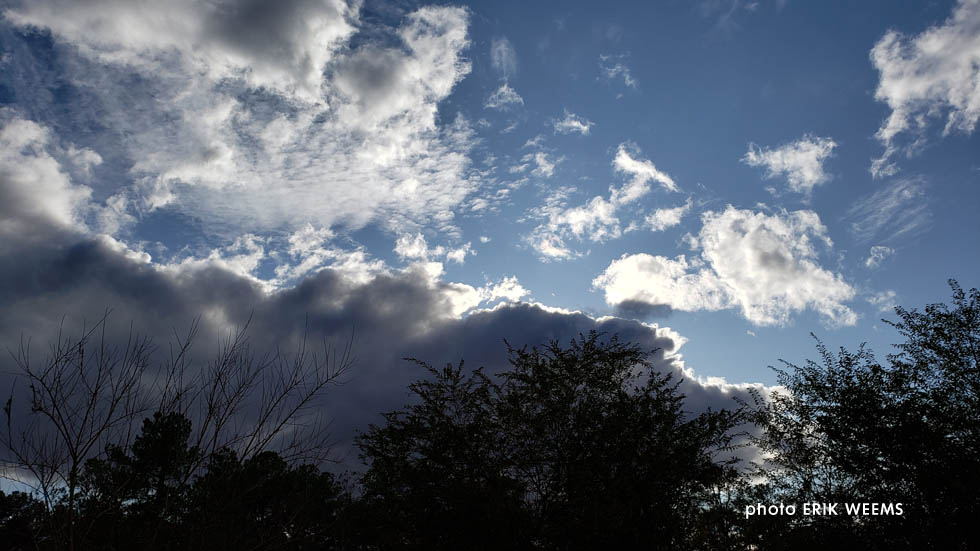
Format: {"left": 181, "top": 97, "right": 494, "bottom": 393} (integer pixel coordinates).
{"left": 1, "top": 281, "right": 977, "bottom": 550}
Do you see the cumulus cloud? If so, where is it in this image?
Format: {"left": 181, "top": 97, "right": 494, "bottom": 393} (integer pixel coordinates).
{"left": 594, "top": 207, "right": 857, "bottom": 327}
{"left": 485, "top": 83, "right": 524, "bottom": 110}
{"left": 528, "top": 144, "right": 677, "bottom": 260}
{"left": 3, "top": 4, "right": 477, "bottom": 240}
{"left": 645, "top": 198, "right": 693, "bottom": 232}
{"left": 742, "top": 135, "right": 837, "bottom": 196}
{"left": 846, "top": 178, "right": 931, "bottom": 243}
{"left": 553, "top": 110, "right": 593, "bottom": 135}
{"left": 864, "top": 245, "right": 895, "bottom": 269}
{"left": 870, "top": 0, "right": 980, "bottom": 176}
{"left": 490, "top": 36, "right": 518, "bottom": 79}
{"left": 0, "top": 114, "right": 93, "bottom": 246}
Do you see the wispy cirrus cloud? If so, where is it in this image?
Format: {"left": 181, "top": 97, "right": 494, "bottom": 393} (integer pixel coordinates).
{"left": 485, "top": 83, "right": 524, "bottom": 110}
{"left": 598, "top": 54, "right": 637, "bottom": 89}
{"left": 864, "top": 245, "right": 895, "bottom": 269}
{"left": 490, "top": 36, "right": 518, "bottom": 80}
{"left": 553, "top": 110, "right": 593, "bottom": 135}
{"left": 867, "top": 289, "right": 898, "bottom": 313}
{"left": 845, "top": 178, "right": 932, "bottom": 244}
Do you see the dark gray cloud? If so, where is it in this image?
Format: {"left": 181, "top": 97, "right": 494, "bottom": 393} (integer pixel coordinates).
{"left": 613, "top": 299, "right": 673, "bottom": 321}
{"left": 0, "top": 232, "right": 764, "bottom": 468}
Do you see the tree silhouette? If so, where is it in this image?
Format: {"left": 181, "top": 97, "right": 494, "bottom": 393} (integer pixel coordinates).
{"left": 744, "top": 280, "right": 980, "bottom": 550}
{"left": 1, "top": 312, "right": 354, "bottom": 550}
{"left": 3, "top": 280, "right": 976, "bottom": 549}
{"left": 4, "top": 409, "right": 352, "bottom": 551}
{"left": 357, "top": 331, "right": 744, "bottom": 550}
{"left": 0, "top": 489, "right": 46, "bottom": 550}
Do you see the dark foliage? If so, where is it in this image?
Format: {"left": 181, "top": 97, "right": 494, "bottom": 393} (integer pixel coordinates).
{"left": 3, "top": 410, "right": 351, "bottom": 551}
{"left": 356, "top": 332, "right": 745, "bottom": 550}
{"left": 2, "top": 280, "right": 977, "bottom": 549}
{"left": 0, "top": 489, "right": 46, "bottom": 550}
{"left": 744, "top": 280, "right": 980, "bottom": 550}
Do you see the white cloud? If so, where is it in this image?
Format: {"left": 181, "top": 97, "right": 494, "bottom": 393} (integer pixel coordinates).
{"left": 864, "top": 245, "right": 895, "bottom": 269}
{"left": 485, "top": 83, "right": 524, "bottom": 110}
{"left": 287, "top": 223, "right": 335, "bottom": 256}
{"left": 646, "top": 198, "right": 693, "bottom": 232}
{"left": 395, "top": 233, "right": 439, "bottom": 260}
{"left": 531, "top": 233, "right": 576, "bottom": 261}
{"left": 273, "top": 223, "right": 387, "bottom": 284}
{"left": 742, "top": 135, "right": 837, "bottom": 196}
{"left": 480, "top": 276, "right": 530, "bottom": 303}
{"left": 0, "top": 114, "right": 94, "bottom": 247}
{"left": 594, "top": 254, "right": 731, "bottom": 312}
{"left": 5, "top": 5, "right": 478, "bottom": 240}
{"left": 522, "top": 151, "right": 558, "bottom": 178}
{"left": 395, "top": 233, "right": 471, "bottom": 265}
{"left": 613, "top": 143, "right": 678, "bottom": 196}
{"left": 553, "top": 110, "right": 593, "bottom": 135}
{"left": 490, "top": 36, "right": 518, "bottom": 79}
{"left": 529, "top": 144, "right": 676, "bottom": 259}
{"left": 870, "top": 0, "right": 980, "bottom": 176}
{"left": 523, "top": 135, "right": 545, "bottom": 148}
{"left": 163, "top": 234, "right": 280, "bottom": 292}
{"left": 594, "top": 207, "right": 857, "bottom": 327}
{"left": 552, "top": 196, "right": 619, "bottom": 240}
{"left": 846, "top": 178, "right": 931, "bottom": 243}
{"left": 867, "top": 290, "right": 898, "bottom": 313}
{"left": 4, "top": 0, "right": 358, "bottom": 103}
{"left": 599, "top": 54, "right": 637, "bottom": 88}
{"left": 445, "top": 242, "right": 472, "bottom": 264}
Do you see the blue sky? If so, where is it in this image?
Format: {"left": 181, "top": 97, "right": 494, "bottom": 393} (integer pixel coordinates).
{"left": 1, "top": 0, "right": 978, "bottom": 405}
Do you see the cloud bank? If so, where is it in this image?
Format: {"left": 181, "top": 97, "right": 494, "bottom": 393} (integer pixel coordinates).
{"left": 0, "top": 236, "right": 762, "bottom": 467}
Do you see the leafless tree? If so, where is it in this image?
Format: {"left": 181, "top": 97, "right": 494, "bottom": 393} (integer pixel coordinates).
{"left": 1, "top": 310, "right": 354, "bottom": 550}
{"left": 1, "top": 311, "right": 151, "bottom": 550}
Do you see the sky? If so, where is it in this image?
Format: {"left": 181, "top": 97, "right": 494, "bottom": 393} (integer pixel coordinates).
{"left": 1, "top": 0, "right": 978, "bottom": 460}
